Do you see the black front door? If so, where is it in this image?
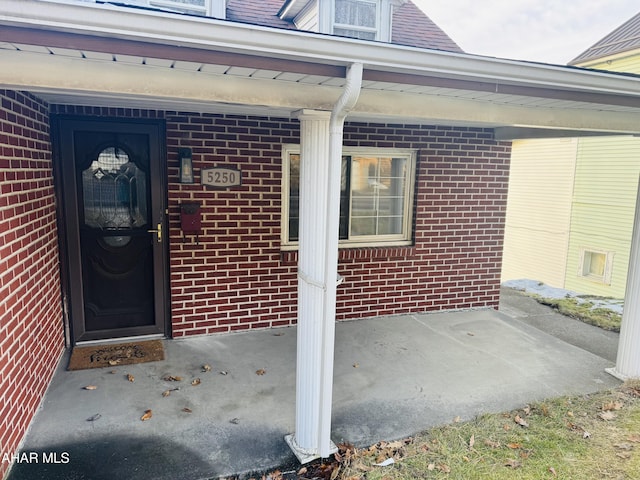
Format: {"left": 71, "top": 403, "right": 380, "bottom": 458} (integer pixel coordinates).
{"left": 55, "top": 117, "right": 168, "bottom": 343}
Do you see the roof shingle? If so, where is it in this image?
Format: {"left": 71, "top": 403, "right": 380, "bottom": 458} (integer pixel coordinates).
{"left": 225, "top": 0, "right": 462, "bottom": 53}
{"left": 570, "top": 11, "right": 640, "bottom": 65}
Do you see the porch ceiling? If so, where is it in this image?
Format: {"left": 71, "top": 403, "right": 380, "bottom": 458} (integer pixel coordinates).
{"left": 2, "top": 0, "right": 640, "bottom": 136}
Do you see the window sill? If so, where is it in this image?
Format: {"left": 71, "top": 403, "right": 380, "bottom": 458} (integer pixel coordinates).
{"left": 280, "top": 245, "right": 415, "bottom": 263}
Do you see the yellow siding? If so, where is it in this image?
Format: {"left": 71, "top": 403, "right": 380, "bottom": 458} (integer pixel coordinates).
{"left": 578, "top": 50, "right": 640, "bottom": 74}
{"left": 563, "top": 136, "right": 640, "bottom": 298}
{"left": 501, "top": 138, "right": 577, "bottom": 287}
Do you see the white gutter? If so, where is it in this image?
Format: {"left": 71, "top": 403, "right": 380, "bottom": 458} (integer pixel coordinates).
{"left": 3, "top": 0, "right": 640, "bottom": 98}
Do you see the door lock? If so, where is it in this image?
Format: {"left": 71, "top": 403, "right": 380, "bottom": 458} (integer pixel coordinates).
{"left": 147, "top": 222, "right": 162, "bottom": 243}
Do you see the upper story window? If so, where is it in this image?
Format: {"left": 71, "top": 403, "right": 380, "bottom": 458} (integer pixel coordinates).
{"left": 333, "top": 0, "right": 379, "bottom": 40}
{"left": 149, "top": 0, "right": 211, "bottom": 16}
{"left": 281, "top": 0, "right": 403, "bottom": 42}
{"left": 67, "top": 0, "right": 226, "bottom": 18}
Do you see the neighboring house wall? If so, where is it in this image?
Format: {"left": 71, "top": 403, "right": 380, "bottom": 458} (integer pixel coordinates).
{"left": 501, "top": 138, "right": 577, "bottom": 287}
{"left": 503, "top": 41, "right": 640, "bottom": 298}
{"left": 52, "top": 104, "right": 510, "bottom": 336}
{"left": 0, "top": 91, "right": 65, "bottom": 479}
{"left": 577, "top": 52, "right": 640, "bottom": 74}
{"left": 563, "top": 136, "right": 640, "bottom": 298}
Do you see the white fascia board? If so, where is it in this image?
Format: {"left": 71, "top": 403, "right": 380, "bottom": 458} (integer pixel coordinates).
{"left": 3, "top": 0, "right": 640, "bottom": 99}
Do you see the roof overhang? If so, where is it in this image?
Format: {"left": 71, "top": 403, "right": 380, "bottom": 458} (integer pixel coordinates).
{"left": 2, "top": 0, "right": 640, "bottom": 137}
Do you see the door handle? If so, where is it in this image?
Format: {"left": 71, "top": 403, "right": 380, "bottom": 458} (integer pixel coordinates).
{"left": 147, "top": 222, "right": 162, "bottom": 243}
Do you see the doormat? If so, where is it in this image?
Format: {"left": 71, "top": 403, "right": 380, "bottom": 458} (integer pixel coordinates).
{"left": 68, "top": 340, "right": 165, "bottom": 371}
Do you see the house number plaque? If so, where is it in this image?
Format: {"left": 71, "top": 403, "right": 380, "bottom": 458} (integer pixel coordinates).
{"left": 201, "top": 167, "right": 242, "bottom": 189}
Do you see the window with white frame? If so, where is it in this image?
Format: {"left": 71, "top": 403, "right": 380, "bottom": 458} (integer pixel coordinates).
{"left": 332, "top": 0, "right": 380, "bottom": 40}
{"left": 282, "top": 146, "right": 416, "bottom": 248}
{"left": 148, "top": 0, "right": 214, "bottom": 16}
{"left": 578, "top": 248, "right": 614, "bottom": 284}
{"left": 68, "top": 0, "right": 224, "bottom": 18}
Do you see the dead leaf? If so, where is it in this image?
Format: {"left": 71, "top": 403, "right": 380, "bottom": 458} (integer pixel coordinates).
{"left": 182, "top": 407, "right": 192, "bottom": 414}
{"left": 504, "top": 459, "right": 522, "bottom": 468}
{"left": 523, "top": 405, "right": 531, "bottom": 415}
{"left": 230, "top": 418, "right": 239, "bottom": 424}
{"left": 83, "top": 385, "right": 98, "bottom": 390}
{"left": 468, "top": 434, "right": 475, "bottom": 449}
{"left": 603, "top": 401, "right": 624, "bottom": 411}
{"left": 191, "top": 378, "right": 201, "bottom": 386}
{"left": 507, "top": 443, "right": 522, "bottom": 450}
{"left": 467, "top": 332, "right": 475, "bottom": 336}
{"left": 127, "top": 373, "right": 135, "bottom": 383}
{"left": 614, "top": 443, "right": 634, "bottom": 451}
{"left": 549, "top": 466, "right": 557, "bottom": 476}
{"left": 164, "top": 375, "right": 183, "bottom": 382}
{"left": 628, "top": 434, "right": 640, "bottom": 443}
{"left": 617, "top": 452, "right": 632, "bottom": 459}
{"left": 162, "top": 390, "right": 171, "bottom": 397}
{"left": 266, "top": 469, "right": 283, "bottom": 480}
{"left": 503, "top": 423, "right": 511, "bottom": 432}
{"left": 108, "top": 359, "right": 121, "bottom": 366}
{"left": 453, "top": 416, "right": 461, "bottom": 423}
{"left": 514, "top": 415, "right": 529, "bottom": 428}
{"left": 599, "top": 411, "right": 617, "bottom": 421}
{"left": 427, "top": 463, "right": 435, "bottom": 471}
{"left": 330, "top": 466, "right": 340, "bottom": 480}
{"left": 256, "top": 369, "right": 266, "bottom": 376}
{"left": 202, "top": 364, "right": 212, "bottom": 372}
{"left": 583, "top": 431, "right": 591, "bottom": 439}
{"left": 140, "top": 409, "right": 152, "bottom": 421}
{"left": 484, "top": 439, "right": 500, "bottom": 448}
{"left": 437, "top": 464, "right": 450, "bottom": 473}
{"left": 86, "top": 413, "right": 101, "bottom": 422}
{"left": 353, "top": 363, "right": 359, "bottom": 368}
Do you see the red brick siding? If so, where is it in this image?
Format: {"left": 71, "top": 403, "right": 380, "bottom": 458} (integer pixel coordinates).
{"left": 0, "top": 91, "right": 64, "bottom": 478}
{"left": 49, "top": 106, "right": 510, "bottom": 337}
{"left": 167, "top": 114, "right": 510, "bottom": 335}
{"left": 340, "top": 123, "right": 510, "bottom": 316}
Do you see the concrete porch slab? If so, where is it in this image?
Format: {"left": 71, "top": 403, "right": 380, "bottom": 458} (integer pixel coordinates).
{"left": 7, "top": 309, "right": 619, "bottom": 480}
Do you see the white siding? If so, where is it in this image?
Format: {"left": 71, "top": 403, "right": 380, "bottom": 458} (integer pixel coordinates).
{"left": 502, "top": 138, "right": 577, "bottom": 287}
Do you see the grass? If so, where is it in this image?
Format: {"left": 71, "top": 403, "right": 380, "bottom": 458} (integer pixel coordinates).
{"left": 530, "top": 294, "right": 622, "bottom": 332}
{"left": 309, "top": 381, "right": 640, "bottom": 480}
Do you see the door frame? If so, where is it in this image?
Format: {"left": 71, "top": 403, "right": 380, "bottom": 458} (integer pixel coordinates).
{"left": 52, "top": 115, "right": 170, "bottom": 345}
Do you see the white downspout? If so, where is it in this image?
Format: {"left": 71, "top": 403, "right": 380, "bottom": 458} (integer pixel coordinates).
{"left": 285, "top": 62, "right": 363, "bottom": 463}
{"left": 318, "top": 61, "right": 363, "bottom": 455}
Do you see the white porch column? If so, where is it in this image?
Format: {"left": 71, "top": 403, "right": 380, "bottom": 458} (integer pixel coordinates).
{"left": 609, "top": 176, "right": 640, "bottom": 380}
{"left": 285, "top": 64, "right": 362, "bottom": 464}
{"left": 285, "top": 109, "right": 339, "bottom": 462}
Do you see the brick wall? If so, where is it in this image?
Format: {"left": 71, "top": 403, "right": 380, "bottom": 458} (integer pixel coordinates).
{"left": 166, "top": 114, "right": 510, "bottom": 336}
{"left": 0, "top": 91, "right": 64, "bottom": 479}
{"left": 49, "top": 107, "right": 510, "bottom": 338}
